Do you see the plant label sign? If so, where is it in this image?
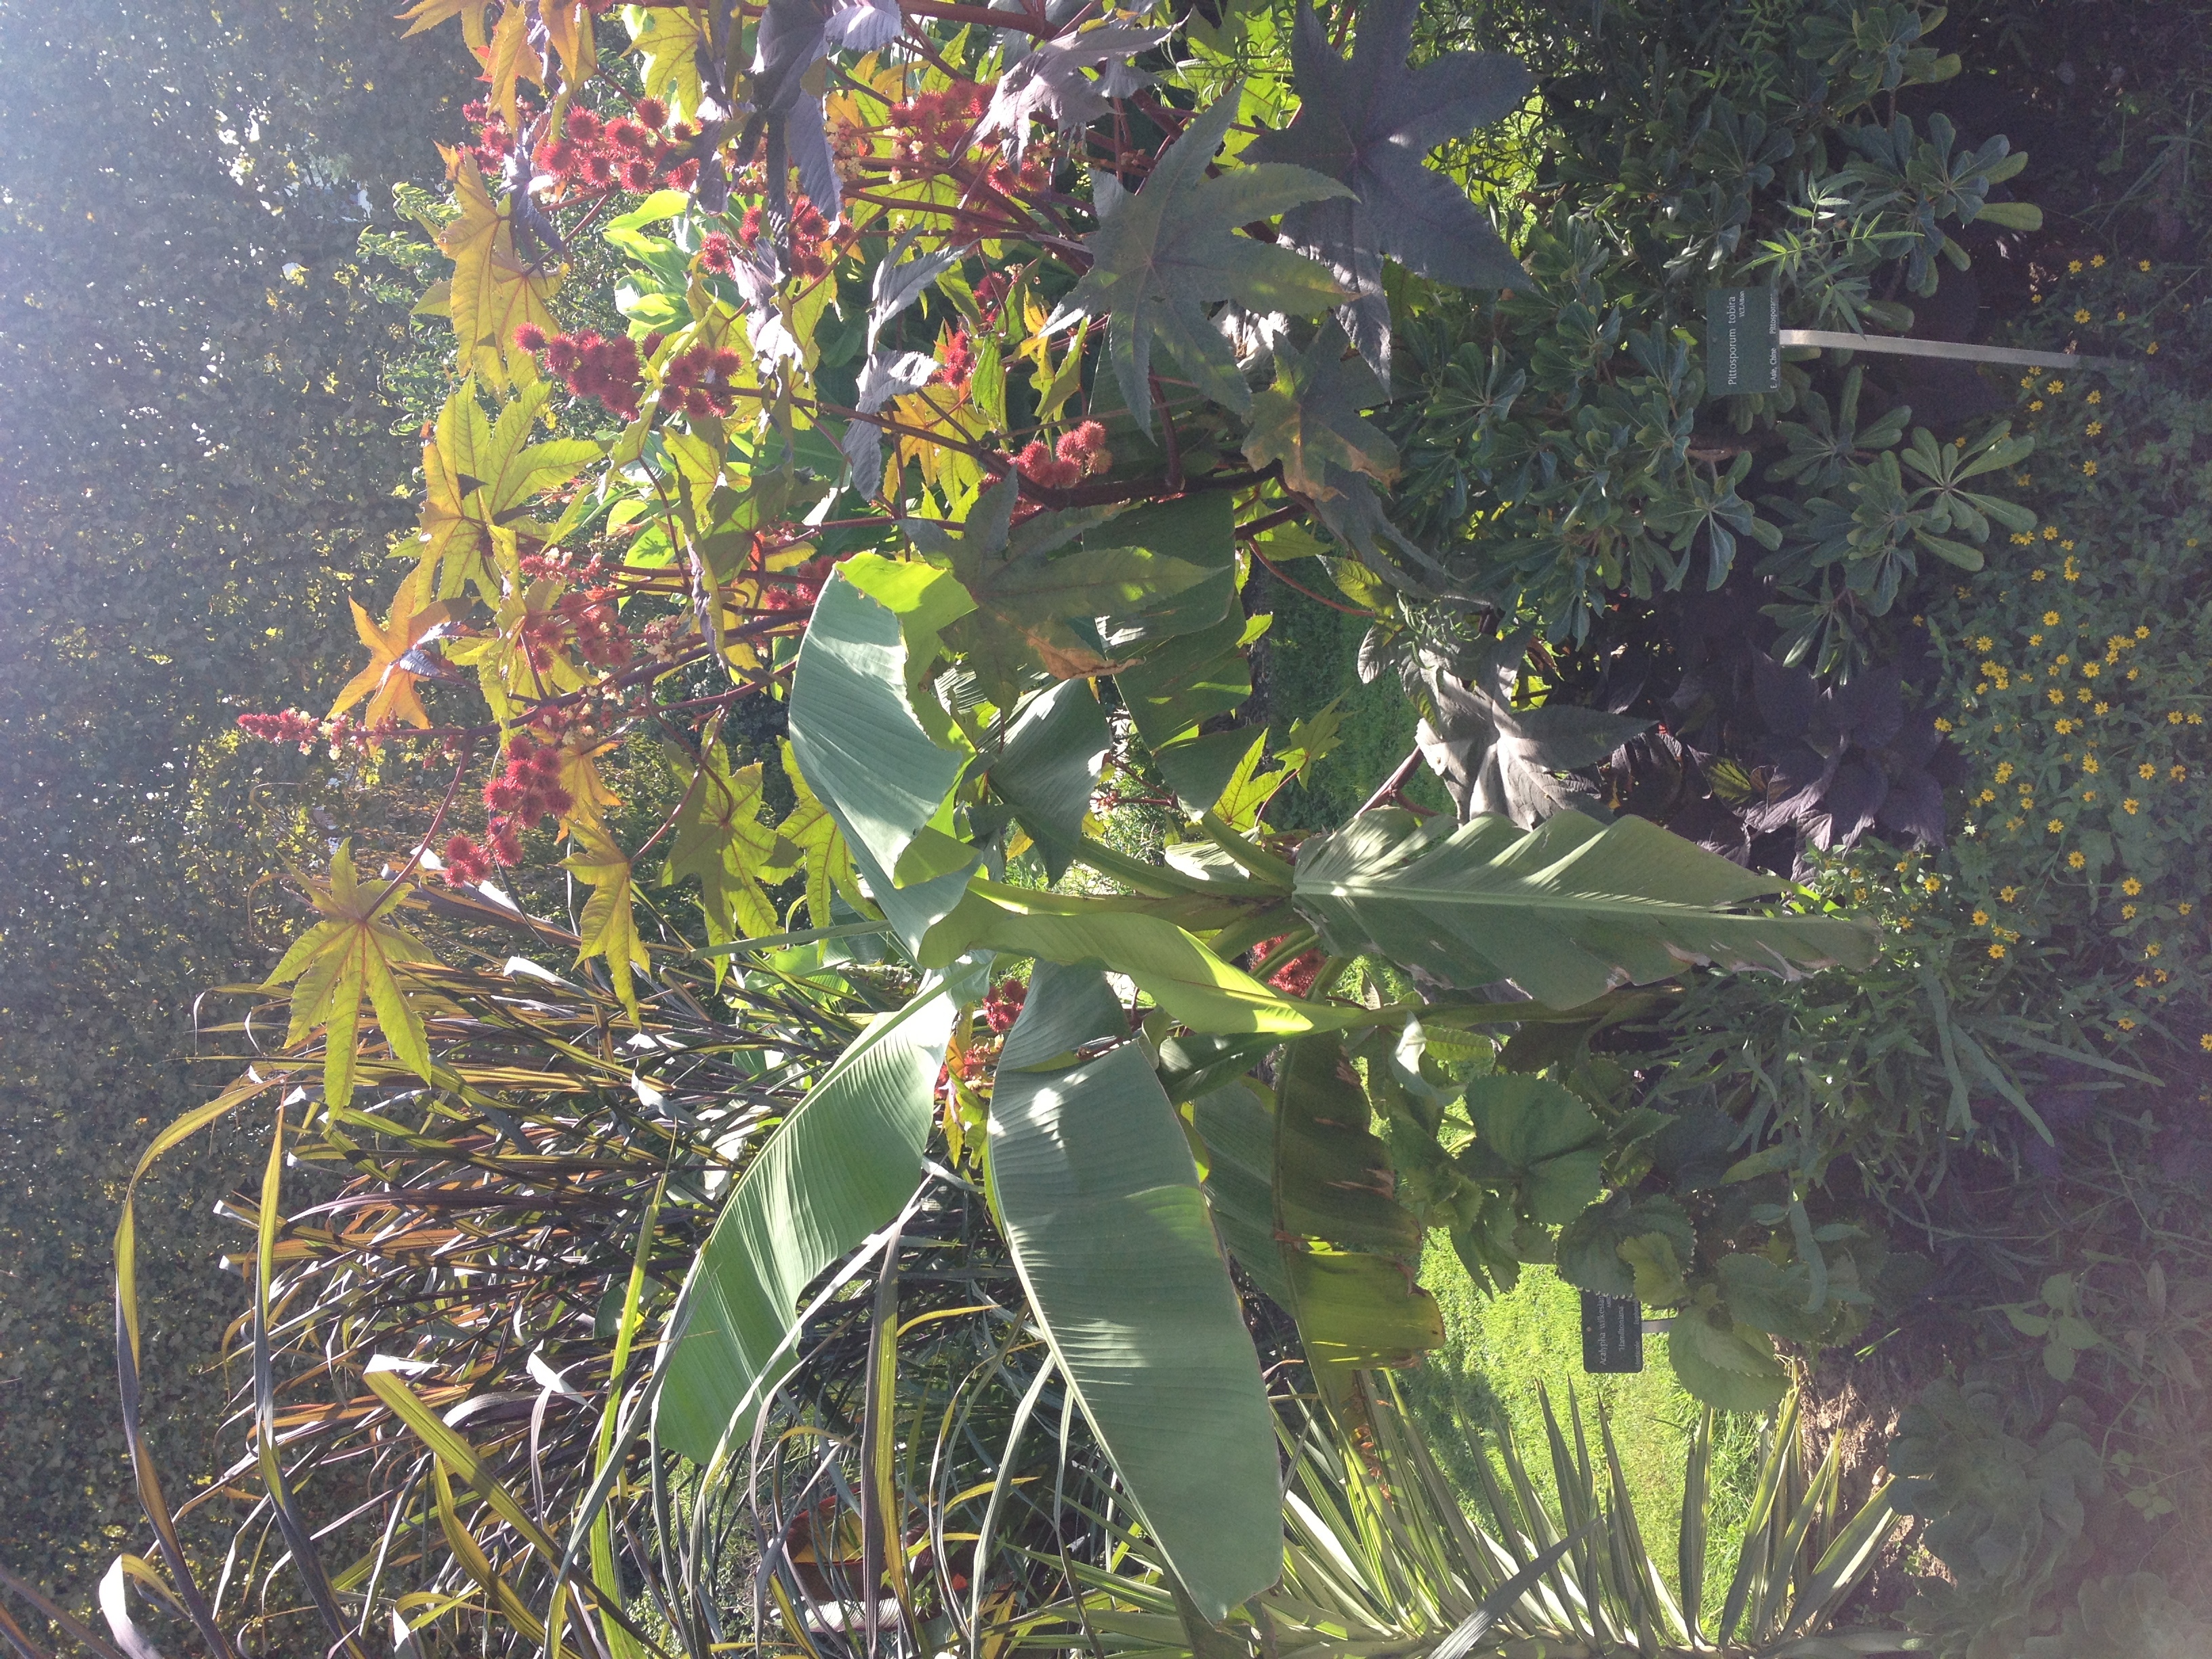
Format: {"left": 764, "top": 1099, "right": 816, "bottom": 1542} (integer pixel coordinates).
{"left": 1706, "top": 287, "right": 1780, "bottom": 396}
{"left": 1580, "top": 1292, "right": 1644, "bottom": 1373}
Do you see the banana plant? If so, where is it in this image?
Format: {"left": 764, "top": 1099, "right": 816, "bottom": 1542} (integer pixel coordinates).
{"left": 658, "top": 545, "right": 1878, "bottom": 1618}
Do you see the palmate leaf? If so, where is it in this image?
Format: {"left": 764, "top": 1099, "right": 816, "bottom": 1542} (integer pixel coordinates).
{"left": 1241, "top": 320, "right": 1400, "bottom": 503}
{"left": 327, "top": 597, "right": 454, "bottom": 731}
{"left": 1292, "top": 808, "right": 1877, "bottom": 1009}
{"left": 662, "top": 735, "right": 779, "bottom": 955}
{"left": 1245, "top": 0, "right": 1530, "bottom": 384}
{"left": 262, "top": 842, "right": 439, "bottom": 1111}
{"left": 563, "top": 822, "right": 651, "bottom": 1021}
{"left": 405, "top": 377, "right": 602, "bottom": 603}
{"left": 436, "top": 149, "right": 562, "bottom": 394}
{"left": 758, "top": 739, "right": 861, "bottom": 930}
{"left": 987, "top": 964, "right": 1282, "bottom": 1622}
{"left": 1046, "top": 88, "right": 1351, "bottom": 434}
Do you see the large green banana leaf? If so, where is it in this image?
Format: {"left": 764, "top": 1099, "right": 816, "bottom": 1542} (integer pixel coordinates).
{"left": 989, "top": 962, "right": 1283, "bottom": 1622}
{"left": 1292, "top": 808, "right": 1877, "bottom": 1009}
{"left": 923, "top": 880, "right": 1360, "bottom": 1035}
{"left": 657, "top": 964, "right": 982, "bottom": 1462}
{"left": 788, "top": 570, "right": 967, "bottom": 888}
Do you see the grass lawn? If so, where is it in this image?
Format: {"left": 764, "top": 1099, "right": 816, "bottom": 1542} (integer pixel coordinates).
{"left": 1404, "top": 1248, "right": 1769, "bottom": 1626}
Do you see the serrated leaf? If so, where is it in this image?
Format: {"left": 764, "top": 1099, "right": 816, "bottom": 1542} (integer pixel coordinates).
{"left": 1242, "top": 319, "right": 1401, "bottom": 501}
{"left": 1455, "top": 1073, "right": 1604, "bottom": 1225}
{"left": 1668, "top": 1308, "right": 1789, "bottom": 1412}
{"left": 1245, "top": 0, "right": 1530, "bottom": 382}
{"left": 760, "top": 739, "right": 862, "bottom": 929}
{"left": 328, "top": 597, "right": 455, "bottom": 731}
{"left": 664, "top": 738, "right": 780, "bottom": 955}
{"left": 564, "top": 823, "right": 650, "bottom": 1021}
{"left": 437, "top": 149, "right": 562, "bottom": 394}
{"left": 1048, "top": 88, "right": 1351, "bottom": 433}
{"left": 626, "top": 5, "right": 706, "bottom": 124}
{"left": 263, "top": 842, "right": 439, "bottom": 1110}
{"left": 1556, "top": 1193, "right": 1694, "bottom": 1299}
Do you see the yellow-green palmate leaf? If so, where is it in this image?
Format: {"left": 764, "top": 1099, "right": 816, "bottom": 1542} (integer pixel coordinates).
{"left": 436, "top": 147, "right": 562, "bottom": 394}
{"left": 563, "top": 822, "right": 651, "bottom": 1021}
{"left": 327, "top": 596, "right": 454, "bottom": 730}
{"left": 405, "top": 377, "right": 601, "bottom": 603}
{"left": 262, "top": 842, "right": 440, "bottom": 1111}
{"left": 662, "top": 729, "right": 779, "bottom": 952}
{"left": 1291, "top": 807, "right": 1877, "bottom": 1008}
{"left": 987, "top": 963, "right": 1282, "bottom": 1622}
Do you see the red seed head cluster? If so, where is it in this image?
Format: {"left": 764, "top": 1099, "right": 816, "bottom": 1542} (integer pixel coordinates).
{"left": 887, "top": 81, "right": 988, "bottom": 181}
{"left": 1249, "top": 935, "right": 1323, "bottom": 998}
{"left": 515, "top": 326, "right": 644, "bottom": 422}
{"left": 735, "top": 199, "right": 834, "bottom": 283}
{"left": 559, "top": 589, "right": 632, "bottom": 669}
{"left": 659, "top": 344, "right": 746, "bottom": 420}
{"left": 1012, "top": 421, "right": 1111, "bottom": 491}
{"left": 440, "top": 833, "right": 493, "bottom": 886}
{"left": 464, "top": 98, "right": 526, "bottom": 175}
{"left": 481, "top": 737, "right": 573, "bottom": 863}
{"left": 983, "top": 977, "right": 1027, "bottom": 1033}
{"left": 533, "top": 102, "right": 701, "bottom": 197}
{"left": 939, "top": 329, "right": 975, "bottom": 400}
{"left": 972, "top": 270, "right": 1014, "bottom": 327}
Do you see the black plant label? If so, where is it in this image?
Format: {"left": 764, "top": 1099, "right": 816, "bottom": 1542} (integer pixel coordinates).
{"left": 1706, "top": 287, "right": 1780, "bottom": 396}
{"left": 1580, "top": 1291, "right": 1644, "bottom": 1373}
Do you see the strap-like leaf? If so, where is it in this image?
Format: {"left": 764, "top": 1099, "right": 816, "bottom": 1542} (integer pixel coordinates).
{"left": 989, "top": 964, "right": 1282, "bottom": 1622}
{"left": 656, "top": 966, "right": 981, "bottom": 1460}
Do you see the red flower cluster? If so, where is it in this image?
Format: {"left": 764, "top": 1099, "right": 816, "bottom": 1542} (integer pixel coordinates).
{"left": 533, "top": 102, "right": 701, "bottom": 198}
{"left": 237, "top": 709, "right": 322, "bottom": 749}
{"left": 983, "top": 977, "right": 1027, "bottom": 1033}
{"left": 515, "top": 325, "right": 644, "bottom": 422}
{"left": 480, "top": 737, "right": 573, "bottom": 865}
{"left": 441, "top": 833, "right": 493, "bottom": 886}
{"left": 939, "top": 329, "right": 975, "bottom": 400}
{"left": 887, "top": 81, "right": 989, "bottom": 181}
{"left": 660, "top": 344, "right": 745, "bottom": 420}
{"left": 1250, "top": 935, "right": 1324, "bottom": 998}
{"left": 1012, "top": 421, "right": 1112, "bottom": 490}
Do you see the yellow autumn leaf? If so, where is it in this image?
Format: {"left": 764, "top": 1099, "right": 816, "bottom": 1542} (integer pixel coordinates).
{"left": 539, "top": 0, "right": 596, "bottom": 87}
{"left": 564, "top": 823, "right": 651, "bottom": 1021}
{"left": 663, "top": 738, "right": 780, "bottom": 952}
{"left": 437, "top": 148, "right": 562, "bottom": 393}
{"left": 626, "top": 8, "right": 705, "bottom": 124}
{"left": 262, "top": 842, "right": 440, "bottom": 1109}
{"left": 481, "top": 0, "right": 544, "bottom": 130}
{"left": 328, "top": 596, "right": 455, "bottom": 731}
{"left": 398, "top": 0, "right": 491, "bottom": 51}
{"left": 403, "top": 379, "right": 601, "bottom": 602}
{"left": 761, "top": 739, "right": 862, "bottom": 928}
